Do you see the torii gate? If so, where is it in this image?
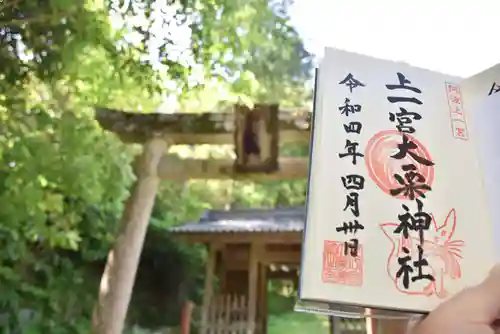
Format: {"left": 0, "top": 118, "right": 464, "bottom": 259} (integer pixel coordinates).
{"left": 90, "top": 104, "right": 407, "bottom": 334}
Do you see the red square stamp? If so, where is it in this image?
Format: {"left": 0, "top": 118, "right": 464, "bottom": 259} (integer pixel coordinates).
{"left": 445, "top": 82, "right": 469, "bottom": 141}
{"left": 322, "top": 240, "right": 363, "bottom": 286}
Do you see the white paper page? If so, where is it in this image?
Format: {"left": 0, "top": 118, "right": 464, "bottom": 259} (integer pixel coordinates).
{"left": 467, "top": 91, "right": 500, "bottom": 261}
{"left": 462, "top": 63, "right": 500, "bottom": 106}
{"left": 462, "top": 63, "right": 500, "bottom": 261}
{"left": 300, "top": 47, "right": 495, "bottom": 314}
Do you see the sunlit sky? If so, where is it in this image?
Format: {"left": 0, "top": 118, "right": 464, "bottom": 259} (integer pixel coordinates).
{"left": 289, "top": 0, "right": 500, "bottom": 78}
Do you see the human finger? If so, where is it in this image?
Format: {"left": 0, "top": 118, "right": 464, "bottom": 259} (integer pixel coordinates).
{"left": 427, "top": 264, "right": 500, "bottom": 324}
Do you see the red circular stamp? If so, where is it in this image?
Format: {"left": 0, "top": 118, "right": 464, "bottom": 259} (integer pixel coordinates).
{"left": 364, "top": 130, "right": 434, "bottom": 200}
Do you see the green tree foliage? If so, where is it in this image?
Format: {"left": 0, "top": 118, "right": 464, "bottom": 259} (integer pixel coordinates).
{"left": 0, "top": 0, "right": 312, "bottom": 332}
{"left": 191, "top": 0, "right": 313, "bottom": 107}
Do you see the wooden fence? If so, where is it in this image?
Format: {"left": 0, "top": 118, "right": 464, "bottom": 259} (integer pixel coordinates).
{"left": 199, "top": 294, "right": 366, "bottom": 334}
{"left": 336, "top": 317, "right": 366, "bottom": 334}
{"left": 204, "top": 294, "right": 250, "bottom": 334}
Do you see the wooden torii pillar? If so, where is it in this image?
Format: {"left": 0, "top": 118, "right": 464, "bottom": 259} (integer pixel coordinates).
{"left": 92, "top": 136, "right": 166, "bottom": 334}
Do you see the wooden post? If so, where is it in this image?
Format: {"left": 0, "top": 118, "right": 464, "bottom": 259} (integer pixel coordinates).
{"left": 91, "top": 137, "right": 167, "bottom": 334}
{"left": 218, "top": 246, "right": 227, "bottom": 293}
{"left": 247, "top": 243, "right": 259, "bottom": 334}
{"left": 257, "top": 262, "right": 268, "bottom": 334}
{"left": 180, "top": 301, "right": 195, "bottom": 334}
{"left": 200, "top": 243, "right": 217, "bottom": 334}
{"left": 365, "top": 309, "right": 375, "bottom": 334}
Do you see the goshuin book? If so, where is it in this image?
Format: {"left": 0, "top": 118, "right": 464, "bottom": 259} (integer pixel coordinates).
{"left": 297, "top": 47, "right": 500, "bottom": 317}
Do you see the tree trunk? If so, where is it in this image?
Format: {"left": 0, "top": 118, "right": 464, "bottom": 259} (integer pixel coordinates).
{"left": 91, "top": 138, "right": 167, "bottom": 334}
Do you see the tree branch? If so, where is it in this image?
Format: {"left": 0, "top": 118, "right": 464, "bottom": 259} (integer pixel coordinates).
{"left": 0, "top": 10, "right": 77, "bottom": 26}
{"left": 0, "top": 0, "right": 22, "bottom": 11}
